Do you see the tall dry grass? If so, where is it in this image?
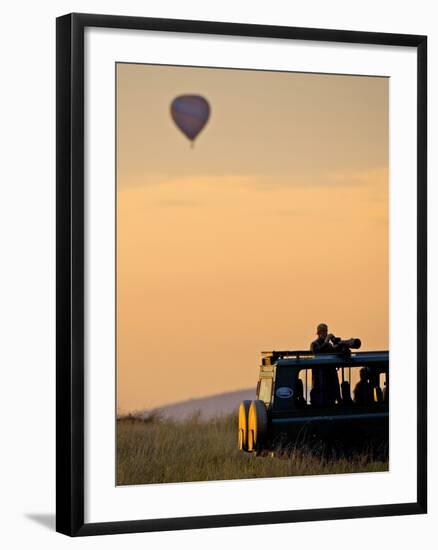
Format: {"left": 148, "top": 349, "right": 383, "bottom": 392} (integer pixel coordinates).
{"left": 117, "top": 413, "right": 388, "bottom": 485}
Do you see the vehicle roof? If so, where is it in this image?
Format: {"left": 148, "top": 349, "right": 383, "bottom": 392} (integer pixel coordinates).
{"left": 262, "top": 350, "right": 389, "bottom": 367}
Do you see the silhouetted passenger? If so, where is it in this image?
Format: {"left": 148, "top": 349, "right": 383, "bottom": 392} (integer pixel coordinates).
{"left": 353, "top": 367, "right": 374, "bottom": 405}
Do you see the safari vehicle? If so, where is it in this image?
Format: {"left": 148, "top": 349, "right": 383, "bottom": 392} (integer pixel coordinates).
{"left": 238, "top": 350, "right": 389, "bottom": 453}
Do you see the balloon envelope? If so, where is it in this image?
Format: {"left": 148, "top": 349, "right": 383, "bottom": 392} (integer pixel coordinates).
{"left": 170, "top": 95, "right": 210, "bottom": 142}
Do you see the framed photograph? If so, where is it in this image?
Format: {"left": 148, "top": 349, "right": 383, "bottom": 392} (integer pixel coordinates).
{"left": 56, "top": 13, "right": 427, "bottom": 536}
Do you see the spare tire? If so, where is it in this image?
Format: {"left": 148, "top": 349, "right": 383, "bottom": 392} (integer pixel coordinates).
{"left": 237, "top": 400, "right": 252, "bottom": 451}
{"left": 247, "top": 400, "right": 268, "bottom": 452}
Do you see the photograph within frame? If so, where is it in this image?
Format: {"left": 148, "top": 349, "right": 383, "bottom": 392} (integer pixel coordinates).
{"left": 115, "top": 62, "right": 390, "bottom": 486}
{"left": 56, "top": 13, "right": 427, "bottom": 537}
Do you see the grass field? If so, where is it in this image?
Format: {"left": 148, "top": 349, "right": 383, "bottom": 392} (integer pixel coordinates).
{"left": 117, "top": 413, "right": 388, "bottom": 485}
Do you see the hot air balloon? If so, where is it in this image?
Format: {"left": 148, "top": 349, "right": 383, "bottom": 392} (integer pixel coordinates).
{"left": 170, "top": 95, "right": 210, "bottom": 146}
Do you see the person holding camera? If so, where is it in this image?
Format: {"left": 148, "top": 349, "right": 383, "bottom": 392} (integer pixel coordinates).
{"left": 310, "top": 323, "right": 341, "bottom": 406}
{"left": 311, "top": 324, "right": 362, "bottom": 355}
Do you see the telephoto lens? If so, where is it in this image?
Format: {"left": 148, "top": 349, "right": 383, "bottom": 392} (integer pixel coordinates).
{"left": 346, "top": 338, "right": 361, "bottom": 349}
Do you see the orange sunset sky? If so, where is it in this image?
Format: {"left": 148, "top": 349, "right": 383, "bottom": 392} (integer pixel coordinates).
{"left": 116, "top": 63, "right": 388, "bottom": 413}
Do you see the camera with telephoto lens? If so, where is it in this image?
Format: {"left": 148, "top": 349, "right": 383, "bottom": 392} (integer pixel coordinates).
{"left": 331, "top": 336, "right": 362, "bottom": 351}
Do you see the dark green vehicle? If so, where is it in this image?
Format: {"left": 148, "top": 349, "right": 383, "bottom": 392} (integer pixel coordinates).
{"left": 238, "top": 350, "right": 389, "bottom": 453}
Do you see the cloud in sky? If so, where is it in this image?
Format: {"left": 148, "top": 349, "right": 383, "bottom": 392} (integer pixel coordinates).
{"left": 118, "top": 166, "right": 388, "bottom": 193}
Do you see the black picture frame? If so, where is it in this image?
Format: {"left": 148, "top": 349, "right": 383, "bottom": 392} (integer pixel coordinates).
{"left": 56, "top": 12, "right": 427, "bottom": 537}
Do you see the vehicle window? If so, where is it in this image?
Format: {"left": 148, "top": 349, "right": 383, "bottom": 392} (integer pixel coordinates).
{"left": 341, "top": 366, "right": 387, "bottom": 405}
{"left": 297, "top": 366, "right": 387, "bottom": 407}
{"left": 259, "top": 378, "right": 272, "bottom": 403}
{"left": 380, "top": 372, "right": 389, "bottom": 402}
{"left": 298, "top": 369, "right": 311, "bottom": 403}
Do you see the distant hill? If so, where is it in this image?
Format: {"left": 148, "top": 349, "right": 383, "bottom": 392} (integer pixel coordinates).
{"left": 139, "top": 388, "right": 255, "bottom": 421}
